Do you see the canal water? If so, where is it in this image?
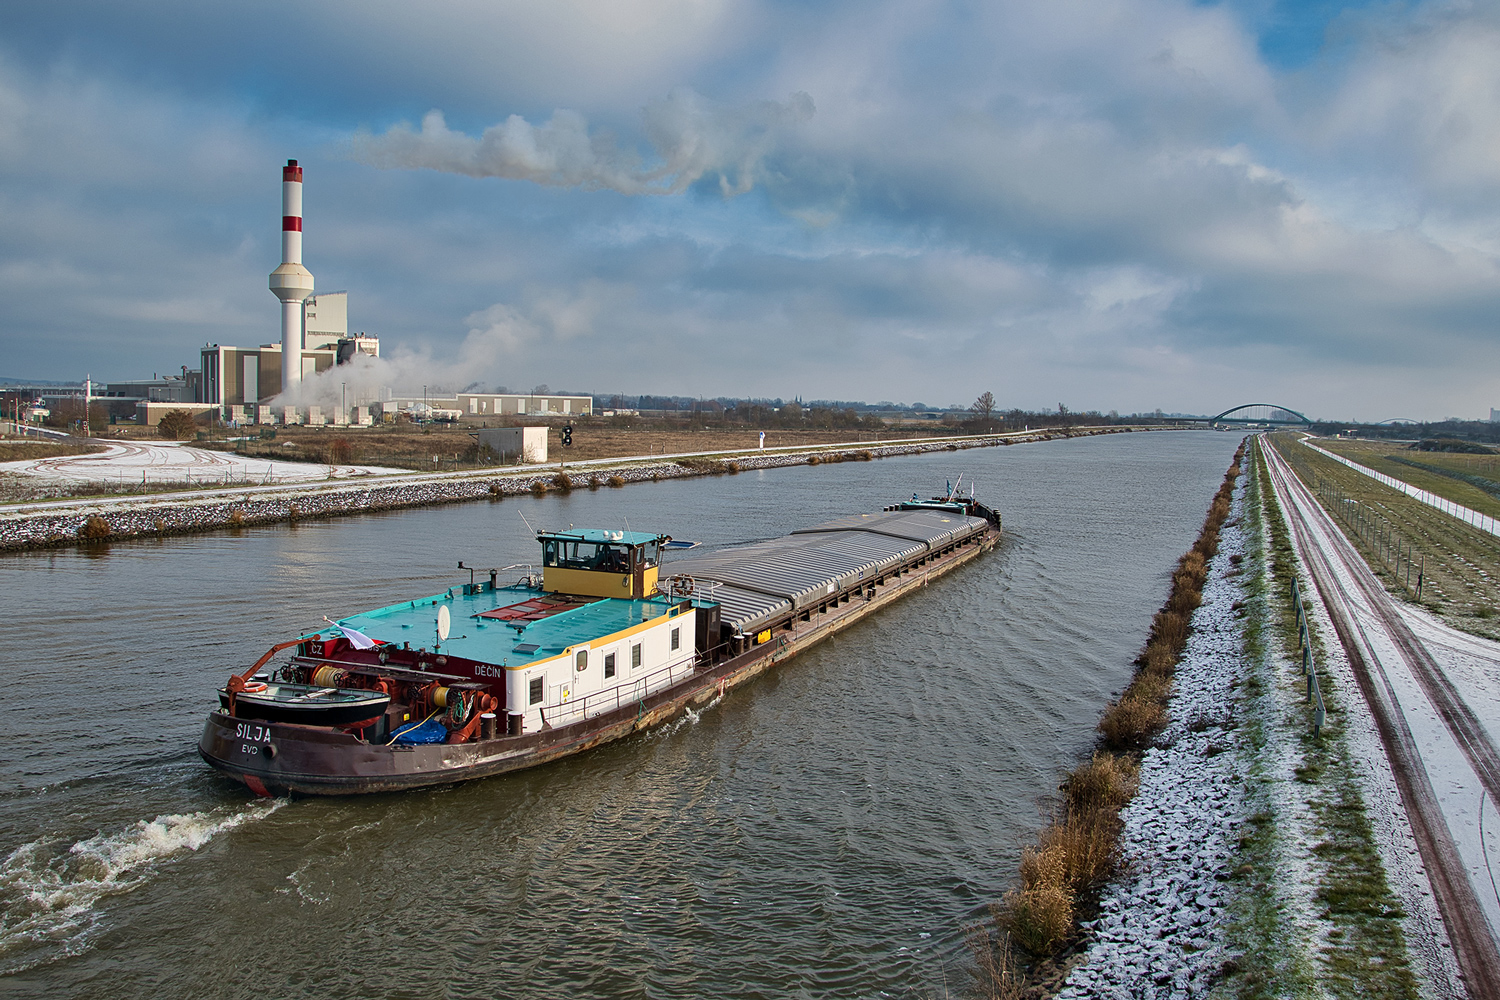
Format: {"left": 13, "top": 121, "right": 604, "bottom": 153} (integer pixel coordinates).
{"left": 0, "top": 430, "right": 1242, "bottom": 998}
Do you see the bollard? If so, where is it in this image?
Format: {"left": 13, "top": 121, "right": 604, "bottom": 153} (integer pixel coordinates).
{"left": 480, "top": 712, "right": 498, "bottom": 740}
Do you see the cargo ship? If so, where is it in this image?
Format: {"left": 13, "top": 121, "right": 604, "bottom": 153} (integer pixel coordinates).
{"left": 200, "top": 492, "right": 1000, "bottom": 796}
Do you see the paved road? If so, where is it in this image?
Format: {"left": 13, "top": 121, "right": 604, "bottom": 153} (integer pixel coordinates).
{"left": 1265, "top": 436, "right": 1500, "bottom": 996}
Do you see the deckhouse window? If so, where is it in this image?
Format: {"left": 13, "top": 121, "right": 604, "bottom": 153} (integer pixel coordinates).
{"left": 670, "top": 627, "right": 680, "bottom": 651}
{"left": 575, "top": 650, "right": 588, "bottom": 671}
{"left": 541, "top": 540, "right": 632, "bottom": 572}
{"left": 604, "top": 652, "right": 616, "bottom": 678}
{"left": 529, "top": 677, "right": 544, "bottom": 705}
{"left": 631, "top": 643, "right": 642, "bottom": 670}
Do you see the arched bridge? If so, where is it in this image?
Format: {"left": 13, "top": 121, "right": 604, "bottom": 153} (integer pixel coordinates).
{"left": 1209, "top": 404, "right": 1311, "bottom": 426}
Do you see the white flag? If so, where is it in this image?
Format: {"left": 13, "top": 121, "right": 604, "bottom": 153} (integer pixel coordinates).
{"left": 325, "top": 616, "right": 377, "bottom": 649}
{"left": 340, "top": 624, "right": 377, "bottom": 649}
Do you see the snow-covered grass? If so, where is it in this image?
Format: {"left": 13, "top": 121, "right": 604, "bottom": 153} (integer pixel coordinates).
{"left": 1220, "top": 441, "right": 1420, "bottom": 999}
{"left": 988, "top": 439, "right": 1430, "bottom": 999}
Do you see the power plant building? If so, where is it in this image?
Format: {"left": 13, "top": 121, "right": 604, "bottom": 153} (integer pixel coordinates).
{"left": 137, "top": 158, "right": 591, "bottom": 426}
{"left": 198, "top": 292, "right": 379, "bottom": 408}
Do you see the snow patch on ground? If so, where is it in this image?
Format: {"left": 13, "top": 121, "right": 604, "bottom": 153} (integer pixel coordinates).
{"left": 0, "top": 440, "right": 407, "bottom": 487}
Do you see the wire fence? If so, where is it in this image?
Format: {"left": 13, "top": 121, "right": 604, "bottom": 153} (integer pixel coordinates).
{"left": 1304, "top": 440, "right": 1500, "bottom": 538}
{"left": 1309, "top": 475, "right": 1426, "bottom": 600}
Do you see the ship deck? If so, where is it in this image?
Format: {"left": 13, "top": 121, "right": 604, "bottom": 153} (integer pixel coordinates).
{"left": 333, "top": 587, "right": 678, "bottom": 667}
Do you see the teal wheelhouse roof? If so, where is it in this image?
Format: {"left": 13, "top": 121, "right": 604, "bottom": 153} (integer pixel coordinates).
{"left": 536, "top": 529, "right": 667, "bottom": 545}
{"left": 328, "top": 585, "right": 679, "bottom": 668}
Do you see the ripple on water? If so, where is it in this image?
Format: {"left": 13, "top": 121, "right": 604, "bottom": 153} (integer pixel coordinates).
{"left": 0, "top": 431, "right": 1244, "bottom": 997}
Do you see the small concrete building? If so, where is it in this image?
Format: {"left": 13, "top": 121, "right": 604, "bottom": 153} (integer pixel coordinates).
{"left": 476, "top": 426, "right": 548, "bottom": 464}
{"left": 135, "top": 401, "right": 220, "bottom": 426}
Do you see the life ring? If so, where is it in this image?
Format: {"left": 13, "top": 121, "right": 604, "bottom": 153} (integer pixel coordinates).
{"left": 242, "top": 680, "right": 269, "bottom": 694}
{"left": 669, "top": 573, "right": 696, "bottom": 597}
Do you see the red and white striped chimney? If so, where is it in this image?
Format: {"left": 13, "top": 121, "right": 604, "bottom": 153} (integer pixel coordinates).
{"left": 269, "top": 158, "right": 316, "bottom": 395}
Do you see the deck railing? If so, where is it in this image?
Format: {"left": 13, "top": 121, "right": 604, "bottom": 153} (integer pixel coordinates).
{"left": 535, "top": 654, "right": 699, "bottom": 728}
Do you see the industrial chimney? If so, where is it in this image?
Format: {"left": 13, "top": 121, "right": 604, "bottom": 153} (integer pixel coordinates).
{"left": 268, "top": 159, "right": 315, "bottom": 395}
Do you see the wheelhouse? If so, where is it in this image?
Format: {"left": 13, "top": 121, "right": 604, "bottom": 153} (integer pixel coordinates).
{"left": 538, "top": 529, "right": 670, "bottom": 599}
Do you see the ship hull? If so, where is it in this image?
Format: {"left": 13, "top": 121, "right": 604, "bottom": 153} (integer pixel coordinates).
{"left": 200, "top": 522, "right": 998, "bottom": 796}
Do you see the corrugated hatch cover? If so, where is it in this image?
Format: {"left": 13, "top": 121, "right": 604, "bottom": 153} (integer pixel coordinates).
{"left": 678, "top": 510, "right": 988, "bottom": 635}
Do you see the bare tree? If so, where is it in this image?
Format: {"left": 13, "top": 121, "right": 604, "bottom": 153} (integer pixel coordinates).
{"left": 970, "top": 391, "right": 997, "bottom": 421}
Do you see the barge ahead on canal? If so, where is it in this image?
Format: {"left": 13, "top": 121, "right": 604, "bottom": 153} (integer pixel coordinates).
{"left": 200, "top": 492, "right": 1001, "bottom": 795}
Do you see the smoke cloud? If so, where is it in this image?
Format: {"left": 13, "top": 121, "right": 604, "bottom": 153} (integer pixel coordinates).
{"left": 265, "top": 280, "right": 630, "bottom": 411}
{"left": 353, "top": 88, "right": 814, "bottom": 195}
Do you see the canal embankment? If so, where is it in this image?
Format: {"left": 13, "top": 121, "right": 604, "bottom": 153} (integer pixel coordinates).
{"left": 975, "top": 436, "right": 1440, "bottom": 1000}
{"left": 0, "top": 424, "right": 1156, "bottom": 551}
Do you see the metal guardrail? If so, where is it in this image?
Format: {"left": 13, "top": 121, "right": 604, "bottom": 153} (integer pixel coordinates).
{"left": 1290, "top": 575, "right": 1325, "bottom": 734}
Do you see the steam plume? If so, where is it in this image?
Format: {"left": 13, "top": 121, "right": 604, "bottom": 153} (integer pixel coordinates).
{"left": 354, "top": 88, "right": 814, "bottom": 195}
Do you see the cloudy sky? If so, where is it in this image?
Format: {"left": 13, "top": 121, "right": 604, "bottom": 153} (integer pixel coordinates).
{"left": 2, "top": 1, "right": 1498, "bottom": 420}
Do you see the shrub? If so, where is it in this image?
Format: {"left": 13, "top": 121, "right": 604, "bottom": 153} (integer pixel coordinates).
{"left": 78, "top": 515, "right": 111, "bottom": 540}
{"left": 157, "top": 409, "right": 197, "bottom": 440}
{"left": 724, "top": 461, "right": 740, "bottom": 474}
{"left": 1099, "top": 691, "right": 1167, "bottom": 750}
{"left": 1040, "top": 812, "right": 1119, "bottom": 893}
{"left": 328, "top": 437, "right": 354, "bottom": 464}
{"left": 1064, "top": 753, "right": 1139, "bottom": 816}
{"left": 531, "top": 481, "right": 548, "bottom": 495}
{"left": 1003, "top": 845, "right": 1073, "bottom": 954}
{"left": 967, "top": 921, "right": 1024, "bottom": 1000}
{"left": 607, "top": 475, "right": 626, "bottom": 488}
{"left": 588, "top": 476, "right": 601, "bottom": 490}
{"left": 488, "top": 482, "right": 503, "bottom": 497}
{"left": 228, "top": 510, "right": 245, "bottom": 527}
{"left": 807, "top": 455, "right": 821, "bottom": 465}
{"left": 552, "top": 472, "right": 573, "bottom": 491}
{"left": 1141, "top": 643, "right": 1176, "bottom": 677}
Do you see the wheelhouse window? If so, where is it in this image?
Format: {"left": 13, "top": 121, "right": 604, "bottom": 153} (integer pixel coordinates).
{"left": 529, "top": 677, "right": 544, "bottom": 705}
{"left": 604, "top": 652, "right": 616, "bottom": 678}
{"left": 541, "top": 540, "right": 633, "bottom": 572}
